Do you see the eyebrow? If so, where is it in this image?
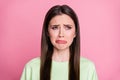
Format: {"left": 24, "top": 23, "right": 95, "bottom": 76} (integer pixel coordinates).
{"left": 49, "top": 24, "right": 73, "bottom": 27}
{"left": 49, "top": 24, "right": 60, "bottom": 27}
{"left": 63, "top": 24, "right": 73, "bottom": 27}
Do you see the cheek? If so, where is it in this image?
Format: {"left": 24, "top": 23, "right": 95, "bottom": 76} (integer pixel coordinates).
{"left": 66, "top": 32, "right": 76, "bottom": 39}
{"left": 65, "top": 34, "right": 75, "bottom": 45}
{"left": 48, "top": 32, "right": 58, "bottom": 43}
{"left": 49, "top": 33, "right": 57, "bottom": 39}
{"left": 48, "top": 30, "right": 56, "bottom": 37}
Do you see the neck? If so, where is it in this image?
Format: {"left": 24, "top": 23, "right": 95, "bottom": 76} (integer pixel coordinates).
{"left": 52, "top": 48, "right": 70, "bottom": 62}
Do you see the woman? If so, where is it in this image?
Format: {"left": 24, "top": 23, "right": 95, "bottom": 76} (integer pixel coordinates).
{"left": 21, "top": 5, "right": 98, "bottom": 80}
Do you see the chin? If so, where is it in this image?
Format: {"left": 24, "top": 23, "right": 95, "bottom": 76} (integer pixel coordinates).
{"left": 55, "top": 46, "right": 69, "bottom": 50}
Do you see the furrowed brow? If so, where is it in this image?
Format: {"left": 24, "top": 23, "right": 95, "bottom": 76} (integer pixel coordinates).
{"left": 50, "top": 24, "right": 59, "bottom": 27}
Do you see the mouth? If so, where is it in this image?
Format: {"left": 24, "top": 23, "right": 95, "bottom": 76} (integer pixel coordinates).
{"left": 55, "top": 40, "right": 67, "bottom": 44}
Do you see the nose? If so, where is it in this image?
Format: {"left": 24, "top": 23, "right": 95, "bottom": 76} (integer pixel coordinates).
{"left": 58, "top": 27, "right": 64, "bottom": 37}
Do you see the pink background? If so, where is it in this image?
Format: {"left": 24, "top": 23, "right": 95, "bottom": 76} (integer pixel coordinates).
{"left": 0, "top": 0, "right": 120, "bottom": 80}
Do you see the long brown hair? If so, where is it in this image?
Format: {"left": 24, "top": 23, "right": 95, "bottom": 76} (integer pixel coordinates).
{"left": 40, "top": 5, "right": 80, "bottom": 80}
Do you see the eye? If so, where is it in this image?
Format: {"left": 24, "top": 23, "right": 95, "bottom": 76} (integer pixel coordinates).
{"left": 50, "top": 25, "right": 59, "bottom": 30}
{"left": 64, "top": 25, "right": 72, "bottom": 30}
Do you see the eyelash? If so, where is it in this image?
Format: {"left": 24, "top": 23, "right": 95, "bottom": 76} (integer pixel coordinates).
{"left": 50, "top": 25, "right": 72, "bottom": 30}
{"left": 65, "top": 25, "right": 72, "bottom": 30}
{"left": 51, "top": 26, "right": 58, "bottom": 30}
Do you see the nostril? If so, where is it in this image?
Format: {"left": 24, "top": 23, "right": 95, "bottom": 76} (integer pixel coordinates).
{"left": 58, "top": 33, "right": 64, "bottom": 37}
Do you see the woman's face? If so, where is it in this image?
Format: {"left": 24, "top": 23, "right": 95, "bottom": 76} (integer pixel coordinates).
{"left": 48, "top": 14, "right": 76, "bottom": 50}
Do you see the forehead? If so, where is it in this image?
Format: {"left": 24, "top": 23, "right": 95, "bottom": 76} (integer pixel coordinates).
{"left": 49, "top": 14, "right": 74, "bottom": 25}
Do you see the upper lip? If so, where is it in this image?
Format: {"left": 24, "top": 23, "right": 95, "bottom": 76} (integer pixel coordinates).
{"left": 56, "top": 40, "right": 66, "bottom": 41}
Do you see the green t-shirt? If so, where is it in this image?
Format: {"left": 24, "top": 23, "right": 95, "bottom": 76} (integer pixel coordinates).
{"left": 20, "top": 57, "right": 98, "bottom": 80}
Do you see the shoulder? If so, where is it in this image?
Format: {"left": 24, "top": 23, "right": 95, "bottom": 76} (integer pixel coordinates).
{"left": 25, "top": 57, "right": 95, "bottom": 69}
{"left": 21, "top": 57, "right": 40, "bottom": 80}
{"left": 80, "top": 57, "right": 95, "bottom": 65}
{"left": 80, "top": 57, "right": 96, "bottom": 70}
{"left": 25, "top": 57, "right": 95, "bottom": 67}
{"left": 80, "top": 57, "right": 98, "bottom": 80}
{"left": 25, "top": 57, "right": 40, "bottom": 68}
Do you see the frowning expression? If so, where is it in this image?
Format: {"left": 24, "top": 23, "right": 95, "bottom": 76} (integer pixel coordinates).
{"left": 48, "top": 14, "right": 76, "bottom": 50}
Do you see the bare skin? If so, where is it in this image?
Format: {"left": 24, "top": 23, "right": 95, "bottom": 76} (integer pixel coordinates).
{"left": 48, "top": 14, "right": 76, "bottom": 62}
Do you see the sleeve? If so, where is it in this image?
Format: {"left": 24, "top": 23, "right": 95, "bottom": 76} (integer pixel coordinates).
{"left": 89, "top": 62, "right": 98, "bottom": 80}
{"left": 20, "top": 64, "right": 32, "bottom": 80}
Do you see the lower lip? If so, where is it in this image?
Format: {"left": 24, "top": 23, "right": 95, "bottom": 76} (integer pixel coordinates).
{"left": 55, "top": 40, "right": 67, "bottom": 44}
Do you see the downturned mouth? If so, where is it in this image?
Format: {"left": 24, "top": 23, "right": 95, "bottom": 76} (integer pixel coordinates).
{"left": 55, "top": 40, "right": 67, "bottom": 44}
